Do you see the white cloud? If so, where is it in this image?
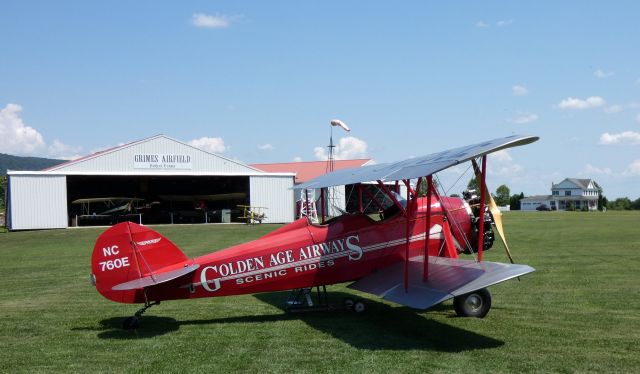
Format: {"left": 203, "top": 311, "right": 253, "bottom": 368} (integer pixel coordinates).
{"left": 189, "top": 136, "right": 227, "bottom": 153}
{"left": 594, "top": 69, "right": 613, "bottom": 78}
{"left": 293, "top": 156, "right": 303, "bottom": 162}
{"left": 476, "top": 21, "right": 489, "bottom": 28}
{"left": 496, "top": 19, "right": 514, "bottom": 27}
{"left": 488, "top": 150, "right": 523, "bottom": 176}
{"left": 556, "top": 96, "right": 605, "bottom": 110}
{"left": 314, "top": 136, "right": 368, "bottom": 160}
{"left": 604, "top": 105, "right": 623, "bottom": 113}
{"left": 599, "top": 131, "right": 640, "bottom": 145}
{"left": 583, "top": 163, "right": 612, "bottom": 175}
{"left": 623, "top": 160, "right": 640, "bottom": 176}
{"left": 47, "top": 139, "right": 82, "bottom": 160}
{"left": 492, "top": 164, "right": 522, "bottom": 176}
{"left": 490, "top": 150, "right": 512, "bottom": 162}
{"left": 512, "top": 85, "right": 528, "bottom": 96}
{"left": 0, "top": 103, "right": 45, "bottom": 155}
{"left": 508, "top": 112, "right": 538, "bottom": 124}
{"left": 191, "top": 13, "right": 232, "bottom": 29}
{"left": 258, "top": 143, "right": 275, "bottom": 151}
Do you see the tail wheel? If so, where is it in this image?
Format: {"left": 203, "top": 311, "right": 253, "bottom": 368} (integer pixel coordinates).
{"left": 453, "top": 288, "right": 492, "bottom": 318}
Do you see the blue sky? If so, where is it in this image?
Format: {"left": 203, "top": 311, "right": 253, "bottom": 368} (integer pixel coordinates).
{"left": 1, "top": 1, "right": 639, "bottom": 199}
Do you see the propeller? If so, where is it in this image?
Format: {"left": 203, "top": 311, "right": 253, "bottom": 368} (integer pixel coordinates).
{"left": 471, "top": 159, "right": 516, "bottom": 264}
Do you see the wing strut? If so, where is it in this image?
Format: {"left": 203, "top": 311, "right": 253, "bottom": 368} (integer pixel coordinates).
{"left": 423, "top": 175, "right": 433, "bottom": 281}
{"left": 476, "top": 155, "right": 487, "bottom": 262}
{"left": 404, "top": 179, "right": 413, "bottom": 291}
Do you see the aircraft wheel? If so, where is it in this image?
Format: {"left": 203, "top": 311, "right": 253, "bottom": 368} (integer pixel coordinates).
{"left": 122, "top": 316, "right": 139, "bottom": 330}
{"left": 353, "top": 301, "right": 366, "bottom": 313}
{"left": 343, "top": 298, "right": 355, "bottom": 311}
{"left": 453, "top": 288, "right": 491, "bottom": 318}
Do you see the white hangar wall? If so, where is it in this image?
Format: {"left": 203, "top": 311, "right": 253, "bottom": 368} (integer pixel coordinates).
{"left": 250, "top": 176, "right": 295, "bottom": 223}
{"left": 8, "top": 175, "right": 68, "bottom": 230}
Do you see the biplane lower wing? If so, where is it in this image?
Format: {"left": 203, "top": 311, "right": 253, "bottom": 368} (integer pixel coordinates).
{"left": 348, "top": 256, "right": 534, "bottom": 310}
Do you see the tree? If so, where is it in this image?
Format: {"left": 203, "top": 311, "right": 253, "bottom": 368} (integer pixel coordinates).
{"left": 509, "top": 192, "right": 524, "bottom": 210}
{"left": 417, "top": 178, "right": 439, "bottom": 197}
{"left": 632, "top": 198, "right": 640, "bottom": 210}
{"left": 466, "top": 177, "right": 479, "bottom": 192}
{"left": 598, "top": 193, "right": 606, "bottom": 211}
{"left": 494, "top": 184, "right": 511, "bottom": 206}
{"left": 611, "top": 197, "right": 632, "bottom": 210}
{"left": 0, "top": 176, "right": 6, "bottom": 210}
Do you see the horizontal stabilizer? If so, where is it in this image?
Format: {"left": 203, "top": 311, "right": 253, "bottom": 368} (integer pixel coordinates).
{"left": 349, "top": 256, "right": 534, "bottom": 310}
{"left": 112, "top": 264, "right": 200, "bottom": 291}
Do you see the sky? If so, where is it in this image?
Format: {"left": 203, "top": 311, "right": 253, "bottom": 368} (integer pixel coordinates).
{"left": 1, "top": 1, "right": 639, "bottom": 199}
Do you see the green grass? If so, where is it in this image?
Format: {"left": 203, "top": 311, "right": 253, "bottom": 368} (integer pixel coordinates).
{"left": 1, "top": 212, "right": 639, "bottom": 373}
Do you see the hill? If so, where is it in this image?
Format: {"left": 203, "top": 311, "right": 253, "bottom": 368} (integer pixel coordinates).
{"left": 0, "top": 153, "right": 66, "bottom": 175}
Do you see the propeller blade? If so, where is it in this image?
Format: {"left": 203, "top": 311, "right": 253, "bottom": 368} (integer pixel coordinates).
{"left": 471, "top": 159, "right": 516, "bottom": 264}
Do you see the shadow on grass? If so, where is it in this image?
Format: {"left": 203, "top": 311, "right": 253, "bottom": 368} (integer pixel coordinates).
{"left": 72, "top": 316, "right": 180, "bottom": 339}
{"left": 76, "top": 291, "right": 503, "bottom": 351}
{"left": 249, "top": 291, "right": 503, "bottom": 352}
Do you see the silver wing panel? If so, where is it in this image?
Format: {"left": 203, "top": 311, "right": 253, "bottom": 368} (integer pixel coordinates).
{"left": 348, "top": 256, "right": 534, "bottom": 310}
{"left": 294, "top": 135, "right": 538, "bottom": 190}
{"left": 112, "top": 264, "right": 200, "bottom": 291}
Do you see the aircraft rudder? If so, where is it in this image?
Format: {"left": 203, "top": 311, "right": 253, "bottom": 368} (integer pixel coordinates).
{"left": 91, "top": 222, "right": 189, "bottom": 303}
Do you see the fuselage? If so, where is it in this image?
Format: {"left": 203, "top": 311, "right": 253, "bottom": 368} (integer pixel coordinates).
{"left": 138, "top": 196, "right": 475, "bottom": 303}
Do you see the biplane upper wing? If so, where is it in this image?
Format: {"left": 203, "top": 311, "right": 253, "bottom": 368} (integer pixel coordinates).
{"left": 349, "top": 256, "right": 534, "bottom": 310}
{"left": 294, "top": 134, "right": 538, "bottom": 190}
{"left": 294, "top": 134, "right": 538, "bottom": 309}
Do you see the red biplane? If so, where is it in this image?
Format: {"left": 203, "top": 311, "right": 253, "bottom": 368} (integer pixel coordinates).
{"left": 91, "top": 135, "right": 538, "bottom": 329}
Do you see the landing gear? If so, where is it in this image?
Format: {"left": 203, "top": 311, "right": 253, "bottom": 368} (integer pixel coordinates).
{"left": 285, "top": 287, "right": 366, "bottom": 313}
{"left": 353, "top": 300, "right": 366, "bottom": 313}
{"left": 454, "top": 288, "right": 491, "bottom": 318}
{"left": 122, "top": 300, "right": 160, "bottom": 329}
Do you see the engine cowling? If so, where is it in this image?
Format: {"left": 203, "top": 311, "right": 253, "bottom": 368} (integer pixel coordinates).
{"left": 462, "top": 189, "right": 495, "bottom": 253}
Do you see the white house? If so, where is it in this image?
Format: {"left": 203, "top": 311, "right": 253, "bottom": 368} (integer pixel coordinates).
{"left": 520, "top": 178, "right": 600, "bottom": 211}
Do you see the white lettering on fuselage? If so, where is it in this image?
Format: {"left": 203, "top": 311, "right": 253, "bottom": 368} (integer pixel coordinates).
{"left": 198, "top": 235, "right": 362, "bottom": 292}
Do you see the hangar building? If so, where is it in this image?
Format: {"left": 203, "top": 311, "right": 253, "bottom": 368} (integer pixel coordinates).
{"left": 6, "top": 135, "right": 295, "bottom": 230}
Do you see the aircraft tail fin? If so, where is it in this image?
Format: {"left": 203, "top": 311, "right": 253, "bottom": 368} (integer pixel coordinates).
{"left": 91, "top": 222, "right": 197, "bottom": 303}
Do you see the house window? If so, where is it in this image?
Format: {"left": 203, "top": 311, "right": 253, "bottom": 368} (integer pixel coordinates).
{"left": 552, "top": 191, "right": 559, "bottom": 195}
{"left": 565, "top": 191, "right": 571, "bottom": 196}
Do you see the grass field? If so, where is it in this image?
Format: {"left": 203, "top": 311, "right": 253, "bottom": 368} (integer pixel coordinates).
{"left": 1, "top": 212, "right": 639, "bottom": 373}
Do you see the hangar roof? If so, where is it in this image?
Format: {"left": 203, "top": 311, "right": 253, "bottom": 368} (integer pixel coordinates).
{"left": 251, "top": 159, "right": 372, "bottom": 184}
{"left": 9, "top": 134, "right": 294, "bottom": 177}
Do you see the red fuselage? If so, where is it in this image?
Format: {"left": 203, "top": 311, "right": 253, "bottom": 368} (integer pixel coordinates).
{"left": 148, "top": 197, "right": 471, "bottom": 302}
{"left": 93, "top": 197, "right": 476, "bottom": 304}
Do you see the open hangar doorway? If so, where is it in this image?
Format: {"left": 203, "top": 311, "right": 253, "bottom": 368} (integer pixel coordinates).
{"left": 66, "top": 175, "right": 250, "bottom": 226}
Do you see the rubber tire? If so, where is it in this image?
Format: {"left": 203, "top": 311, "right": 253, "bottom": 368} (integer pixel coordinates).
{"left": 453, "top": 288, "right": 492, "bottom": 318}
{"left": 353, "top": 301, "right": 366, "bottom": 313}
{"left": 343, "top": 298, "right": 355, "bottom": 311}
{"left": 122, "top": 316, "right": 140, "bottom": 330}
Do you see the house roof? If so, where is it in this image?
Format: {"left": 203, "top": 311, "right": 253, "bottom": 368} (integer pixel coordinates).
{"left": 250, "top": 159, "right": 372, "bottom": 184}
{"left": 552, "top": 178, "right": 596, "bottom": 190}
